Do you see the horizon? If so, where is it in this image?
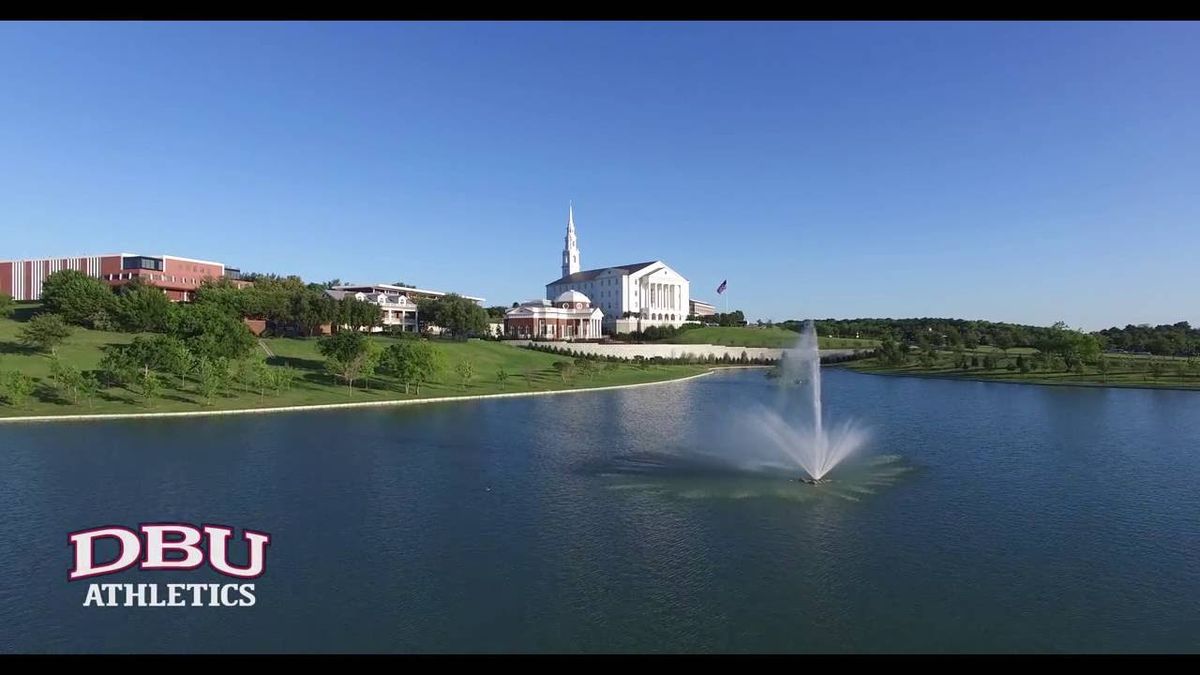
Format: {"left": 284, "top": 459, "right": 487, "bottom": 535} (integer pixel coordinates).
{"left": 2, "top": 21, "right": 1197, "bottom": 332}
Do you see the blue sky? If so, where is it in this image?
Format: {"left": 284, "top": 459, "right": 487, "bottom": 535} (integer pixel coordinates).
{"left": 1, "top": 21, "right": 1196, "bottom": 330}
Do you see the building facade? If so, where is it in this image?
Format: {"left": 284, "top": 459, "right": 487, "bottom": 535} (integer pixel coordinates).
{"left": 0, "top": 253, "right": 243, "bottom": 302}
{"left": 505, "top": 291, "right": 604, "bottom": 340}
{"left": 543, "top": 206, "right": 690, "bottom": 334}
{"left": 325, "top": 284, "right": 486, "bottom": 333}
{"left": 325, "top": 288, "right": 420, "bottom": 332}
{"left": 690, "top": 299, "right": 716, "bottom": 318}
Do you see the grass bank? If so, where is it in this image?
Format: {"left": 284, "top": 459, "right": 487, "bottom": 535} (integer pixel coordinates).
{"left": 0, "top": 317, "right": 709, "bottom": 419}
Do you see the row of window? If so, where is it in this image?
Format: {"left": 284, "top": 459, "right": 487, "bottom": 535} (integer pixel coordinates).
{"left": 104, "top": 273, "right": 208, "bottom": 285}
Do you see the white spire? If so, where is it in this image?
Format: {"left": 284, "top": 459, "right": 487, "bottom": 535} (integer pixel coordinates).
{"left": 562, "top": 201, "right": 580, "bottom": 278}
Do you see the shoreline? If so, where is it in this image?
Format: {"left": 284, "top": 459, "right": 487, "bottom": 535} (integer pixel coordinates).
{"left": 0, "top": 369, "right": 716, "bottom": 426}
{"left": 839, "top": 365, "right": 1200, "bottom": 393}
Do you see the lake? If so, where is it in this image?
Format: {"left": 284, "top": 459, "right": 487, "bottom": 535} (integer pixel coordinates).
{"left": 1, "top": 368, "right": 1197, "bottom": 653}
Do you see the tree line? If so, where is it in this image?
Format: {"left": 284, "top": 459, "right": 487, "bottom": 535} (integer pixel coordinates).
{"left": 783, "top": 317, "right": 1199, "bottom": 357}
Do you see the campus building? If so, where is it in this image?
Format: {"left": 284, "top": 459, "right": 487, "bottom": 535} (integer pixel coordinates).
{"left": 504, "top": 291, "right": 604, "bottom": 340}
{"left": 325, "top": 284, "right": 486, "bottom": 333}
{"left": 0, "top": 253, "right": 244, "bottom": 302}
{"left": 542, "top": 205, "right": 690, "bottom": 334}
{"left": 690, "top": 299, "right": 716, "bottom": 318}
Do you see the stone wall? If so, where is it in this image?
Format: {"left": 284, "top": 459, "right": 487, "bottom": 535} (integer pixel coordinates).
{"left": 508, "top": 340, "right": 863, "bottom": 361}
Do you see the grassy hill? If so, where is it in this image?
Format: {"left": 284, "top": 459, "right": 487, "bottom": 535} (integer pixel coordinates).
{"left": 661, "top": 325, "right": 880, "bottom": 350}
{"left": 0, "top": 316, "right": 706, "bottom": 418}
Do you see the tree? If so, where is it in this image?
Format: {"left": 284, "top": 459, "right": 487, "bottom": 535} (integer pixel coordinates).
{"left": 420, "top": 294, "right": 488, "bottom": 338}
{"left": 114, "top": 278, "right": 174, "bottom": 333}
{"left": 171, "top": 302, "right": 256, "bottom": 362}
{"left": 271, "top": 365, "right": 297, "bottom": 396}
{"left": 1097, "top": 357, "right": 1110, "bottom": 383}
{"left": 194, "top": 356, "right": 229, "bottom": 405}
{"left": 19, "top": 313, "right": 73, "bottom": 354}
{"left": 553, "top": 360, "right": 576, "bottom": 383}
{"left": 50, "top": 356, "right": 85, "bottom": 404}
{"left": 336, "top": 297, "right": 383, "bottom": 333}
{"left": 102, "top": 335, "right": 184, "bottom": 386}
{"left": 138, "top": 369, "right": 162, "bottom": 408}
{"left": 454, "top": 359, "right": 475, "bottom": 389}
{"left": 79, "top": 372, "right": 100, "bottom": 408}
{"left": 318, "top": 331, "right": 376, "bottom": 393}
{"left": 2, "top": 372, "right": 35, "bottom": 407}
{"left": 380, "top": 340, "right": 444, "bottom": 395}
{"left": 1035, "top": 323, "right": 1101, "bottom": 370}
{"left": 877, "top": 335, "right": 908, "bottom": 367}
{"left": 193, "top": 278, "right": 250, "bottom": 318}
{"left": 39, "top": 270, "right": 117, "bottom": 328}
{"left": 380, "top": 342, "right": 414, "bottom": 394}
{"left": 575, "top": 357, "right": 597, "bottom": 379}
{"left": 0, "top": 292, "right": 14, "bottom": 318}
{"left": 151, "top": 335, "right": 194, "bottom": 389}
{"left": 245, "top": 358, "right": 274, "bottom": 400}
{"left": 292, "top": 289, "right": 338, "bottom": 337}
{"left": 496, "top": 367, "right": 509, "bottom": 387}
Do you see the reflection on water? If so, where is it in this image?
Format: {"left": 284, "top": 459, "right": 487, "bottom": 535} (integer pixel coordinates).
{"left": 597, "top": 452, "right": 912, "bottom": 503}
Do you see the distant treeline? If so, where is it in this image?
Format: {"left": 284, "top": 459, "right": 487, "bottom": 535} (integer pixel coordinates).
{"left": 778, "top": 318, "right": 1199, "bottom": 357}
{"left": 1097, "top": 322, "right": 1199, "bottom": 357}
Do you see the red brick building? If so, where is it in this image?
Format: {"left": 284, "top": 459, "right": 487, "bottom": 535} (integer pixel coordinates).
{"left": 505, "top": 291, "right": 604, "bottom": 340}
{"left": 0, "top": 253, "right": 245, "bottom": 302}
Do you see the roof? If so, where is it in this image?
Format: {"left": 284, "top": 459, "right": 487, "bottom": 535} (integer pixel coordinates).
{"left": 506, "top": 304, "right": 604, "bottom": 318}
{"left": 554, "top": 290, "right": 591, "bottom": 304}
{"left": 330, "top": 284, "right": 485, "bottom": 303}
{"left": 0, "top": 253, "right": 226, "bottom": 266}
{"left": 545, "top": 260, "right": 660, "bottom": 286}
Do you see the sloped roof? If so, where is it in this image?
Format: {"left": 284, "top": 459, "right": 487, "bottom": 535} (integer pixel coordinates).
{"left": 545, "top": 260, "right": 660, "bottom": 286}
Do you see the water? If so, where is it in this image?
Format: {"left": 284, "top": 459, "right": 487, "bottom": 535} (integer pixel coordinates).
{"left": 1, "top": 369, "right": 1198, "bottom": 653}
{"left": 756, "top": 320, "right": 868, "bottom": 481}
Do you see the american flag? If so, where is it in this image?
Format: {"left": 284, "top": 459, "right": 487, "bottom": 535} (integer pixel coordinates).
{"left": 716, "top": 280, "right": 727, "bottom": 294}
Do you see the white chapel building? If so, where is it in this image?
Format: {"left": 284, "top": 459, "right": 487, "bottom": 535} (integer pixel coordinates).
{"left": 543, "top": 204, "right": 690, "bottom": 335}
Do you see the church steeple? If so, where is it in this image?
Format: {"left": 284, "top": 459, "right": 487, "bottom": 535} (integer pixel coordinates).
{"left": 562, "top": 201, "right": 580, "bottom": 278}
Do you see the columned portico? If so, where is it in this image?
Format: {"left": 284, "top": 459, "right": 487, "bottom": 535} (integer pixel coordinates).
{"left": 505, "top": 290, "right": 604, "bottom": 341}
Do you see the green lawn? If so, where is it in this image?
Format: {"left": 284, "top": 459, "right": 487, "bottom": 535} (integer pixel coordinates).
{"left": 661, "top": 325, "right": 880, "bottom": 350}
{"left": 0, "top": 317, "right": 708, "bottom": 418}
{"left": 845, "top": 350, "right": 1200, "bottom": 390}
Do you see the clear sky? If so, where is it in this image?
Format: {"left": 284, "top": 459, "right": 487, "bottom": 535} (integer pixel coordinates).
{"left": 1, "top": 21, "right": 1196, "bottom": 331}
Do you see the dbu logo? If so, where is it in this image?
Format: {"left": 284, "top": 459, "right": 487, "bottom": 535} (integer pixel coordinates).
{"left": 68, "top": 523, "right": 271, "bottom": 581}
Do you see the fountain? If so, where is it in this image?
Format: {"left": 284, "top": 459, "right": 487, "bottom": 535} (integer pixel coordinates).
{"left": 753, "top": 320, "right": 868, "bottom": 482}
{"left": 599, "top": 320, "right": 889, "bottom": 498}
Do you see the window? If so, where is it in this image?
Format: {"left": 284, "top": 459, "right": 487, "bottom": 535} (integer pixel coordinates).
{"left": 122, "top": 256, "right": 163, "bottom": 271}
